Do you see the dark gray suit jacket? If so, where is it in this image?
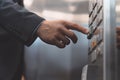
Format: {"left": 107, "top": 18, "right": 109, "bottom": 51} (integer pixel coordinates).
{"left": 0, "top": 0, "right": 45, "bottom": 80}
{"left": 0, "top": 0, "right": 45, "bottom": 46}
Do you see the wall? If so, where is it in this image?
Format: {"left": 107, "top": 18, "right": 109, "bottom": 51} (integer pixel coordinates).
{"left": 24, "top": 0, "right": 89, "bottom": 80}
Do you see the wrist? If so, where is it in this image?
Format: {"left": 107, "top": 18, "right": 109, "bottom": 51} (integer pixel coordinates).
{"left": 36, "top": 20, "right": 47, "bottom": 35}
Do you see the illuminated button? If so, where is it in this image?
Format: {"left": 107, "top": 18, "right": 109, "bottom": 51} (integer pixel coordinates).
{"left": 99, "top": 28, "right": 103, "bottom": 42}
{"left": 92, "top": 18, "right": 97, "bottom": 29}
{"left": 99, "top": 9, "right": 103, "bottom": 21}
{"left": 100, "top": 43, "right": 104, "bottom": 55}
{"left": 91, "top": 50, "right": 97, "bottom": 62}
{"left": 89, "top": 15, "right": 93, "bottom": 26}
{"left": 88, "top": 40, "right": 92, "bottom": 52}
{"left": 100, "top": 0, "right": 103, "bottom": 6}
{"left": 91, "top": 40, "right": 97, "bottom": 49}
{"left": 95, "top": 45, "right": 102, "bottom": 56}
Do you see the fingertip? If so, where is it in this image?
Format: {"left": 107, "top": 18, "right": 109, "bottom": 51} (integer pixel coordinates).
{"left": 74, "top": 40, "right": 77, "bottom": 44}
{"left": 84, "top": 29, "right": 89, "bottom": 34}
{"left": 66, "top": 40, "right": 70, "bottom": 45}
{"left": 77, "top": 25, "right": 89, "bottom": 34}
{"left": 73, "top": 37, "right": 78, "bottom": 44}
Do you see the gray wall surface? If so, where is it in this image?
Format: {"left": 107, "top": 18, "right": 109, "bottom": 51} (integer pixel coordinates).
{"left": 24, "top": 31, "right": 88, "bottom": 80}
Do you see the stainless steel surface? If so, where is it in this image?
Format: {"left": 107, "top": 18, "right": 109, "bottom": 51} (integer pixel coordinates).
{"left": 116, "top": 0, "right": 120, "bottom": 80}
{"left": 24, "top": 0, "right": 120, "bottom": 25}
{"left": 87, "top": 0, "right": 118, "bottom": 80}
{"left": 24, "top": 0, "right": 88, "bottom": 80}
{"left": 24, "top": 33, "right": 88, "bottom": 80}
{"left": 24, "top": 0, "right": 89, "bottom": 24}
{"left": 116, "top": 0, "right": 120, "bottom": 25}
{"left": 103, "top": 0, "right": 117, "bottom": 80}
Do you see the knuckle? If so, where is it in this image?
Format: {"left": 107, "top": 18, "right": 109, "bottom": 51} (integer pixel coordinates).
{"left": 57, "top": 41, "right": 66, "bottom": 48}
{"left": 54, "top": 33, "right": 59, "bottom": 38}
{"left": 59, "top": 20, "right": 65, "bottom": 24}
{"left": 57, "top": 26, "right": 62, "bottom": 31}
{"left": 72, "top": 23, "right": 77, "bottom": 27}
{"left": 57, "top": 25, "right": 65, "bottom": 31}
{"left": 57, "top": 44, "right": 65, "bottom": 48}
{"left": 60, "top": 45, "right": 66, "bottom": 48}
{"left": 50, "top": 36, "right": 55, "bottom": 42}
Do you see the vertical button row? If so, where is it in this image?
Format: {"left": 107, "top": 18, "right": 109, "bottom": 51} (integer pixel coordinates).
{"left": 88, "top": 0, "right": 104, "bottom": 62}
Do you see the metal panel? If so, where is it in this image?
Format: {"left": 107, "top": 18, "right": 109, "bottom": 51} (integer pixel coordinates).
{"left": 87, "top": 0, "right": 117, "bottom": 80}
{"left": 24, "top": 0, "right": 89, "bottom": 80}
{"left": 103, "top": 0, "right": 117, "bottom": 80}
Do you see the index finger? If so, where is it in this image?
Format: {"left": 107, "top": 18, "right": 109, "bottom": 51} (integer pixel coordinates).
{"left": 62, "top": 21, "right": 89, "bottom": 34}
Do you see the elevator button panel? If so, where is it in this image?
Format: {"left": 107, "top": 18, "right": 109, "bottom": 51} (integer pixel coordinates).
{"left": 86, "top": 0, "right": 117, "bottom": 80}
{"left": 88, "top": 0, "right": 104, "bottom": 79}
{"left": 88, "top": 0, "right": 103, "bottom": 54}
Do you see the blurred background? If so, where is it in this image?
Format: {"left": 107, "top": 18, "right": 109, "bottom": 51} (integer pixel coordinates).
{"left": 23, "top": 0, "right": 120, "bottom": 80}
{"left": 24, "top": 0, "right": 88, "bottom": 80}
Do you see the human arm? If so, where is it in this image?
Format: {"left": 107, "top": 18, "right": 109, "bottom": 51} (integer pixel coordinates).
{"left": 37, "top": 20, "right": 88, "bottom": 48}
{"left": 0, "top": 0, "right": 45, "bottom": 46}
{"left": 0, "top": 0, "right": 88, "bottom": 48}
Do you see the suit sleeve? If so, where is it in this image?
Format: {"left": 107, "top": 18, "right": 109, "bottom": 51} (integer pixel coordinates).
{"left": 0, "top": 0, "right": 45, "bottom": 46}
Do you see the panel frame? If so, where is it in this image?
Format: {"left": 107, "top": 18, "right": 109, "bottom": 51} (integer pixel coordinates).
{"left": 103, "top": 0, "right": 117, "bottom": 80}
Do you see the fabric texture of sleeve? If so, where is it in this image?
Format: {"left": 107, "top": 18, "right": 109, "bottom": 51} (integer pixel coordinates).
{"left": 0, "top": 0, "right": 45, "bottom": 46}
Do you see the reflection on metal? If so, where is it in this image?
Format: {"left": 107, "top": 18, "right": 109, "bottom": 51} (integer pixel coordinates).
{"left": 69, "top": 5, "right": 77, "bottom": 12}
{"left": 104, "top": 0, "right": 117, "bottom": 80}
{"left": 81, "top": 65, "right": 88, "bottom": 80}
{"left": 42, "top": 10, "right": 88, "bottom": 23}
{"left": 64, "top": 0, "right": 87, "bottom": 2}
{"left": 24, "top": 0, "right": 33, "bottom": 7}
{"left": 116, "top": 0, "right": 120, "bottom": 23}
{"left": 24, "top": 0, "right": 89, "bottom": 24}
{"left": 116, "top": 5, "right": 120, "bottom": 12}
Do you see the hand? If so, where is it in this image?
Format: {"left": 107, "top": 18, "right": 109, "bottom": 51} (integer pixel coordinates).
{"left": 37, "top": 20, "right": 88, "bottom": 48}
